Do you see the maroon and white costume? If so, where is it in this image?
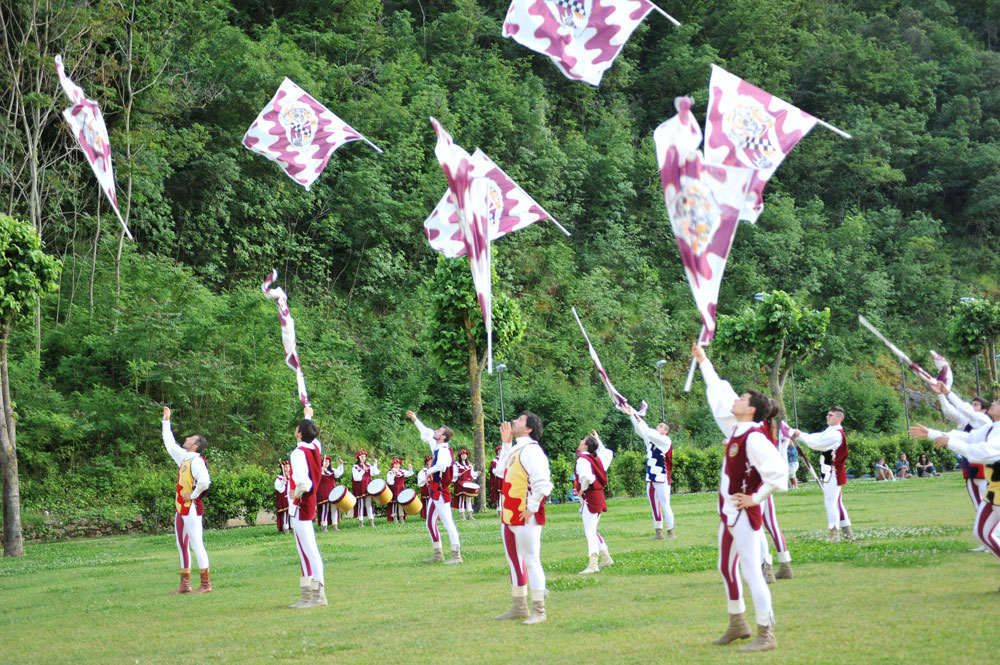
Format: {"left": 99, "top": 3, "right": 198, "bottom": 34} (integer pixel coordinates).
{"left": 453, "top": 452, "right": 480, "bottom": 517}
{"left": 417, "top": 456, "right": 433, "bottom": 519}
{"left": 287, "top": 428, "right": 324, "bottom": 589}
{"left": 316, "top": 458, "right": 344, "bottom": 530}
{"left": 413, "top": 418, "right": 461, "bottom": 556}
{"left": 274, "top": 465, "right": 290, "bottom": 533}
{"left": 351, "top": 453, "right": 381, "bottom": 525}
{"left": 162, "top": 419, "right": 211, "bottom": 573}
{"left": 629, "top": 412, "right": 674, "bottom": 534}
{"left": 759, "top": 424, "right": 792, "bottom": 567}
{"left": 797, "top": 424, "right": 851, "bottom": 531}
{"left": 575, "top": 435, "right": 613, "bottom": 558}
{"left": 386, "top": 461, "right": 414, "bottom": 522}
{"left": 939, "top": 389, "right": 991, "bottom": 512}
{"left": 490, "top": 446, "right": 503, "bottom": 513}
{"left": 927, "top": 419, "right": 1000, "bottom": 562}
{"left": 699, "top": 356, "right": 787, "bottom": 627}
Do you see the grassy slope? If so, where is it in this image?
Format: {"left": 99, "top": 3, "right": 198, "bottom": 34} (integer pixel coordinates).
{"left": 1, "top": 475, "right": 997, "bottom": 665}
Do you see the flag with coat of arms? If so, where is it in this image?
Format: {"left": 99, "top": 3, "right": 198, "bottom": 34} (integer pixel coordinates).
{"left": 501, "top": 0, "right": 676, "bottom": 86}
{"left": 242, "top": 78, "right": 381, "bottom": 190}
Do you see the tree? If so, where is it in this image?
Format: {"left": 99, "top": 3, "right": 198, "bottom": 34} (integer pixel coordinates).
{"left": 0, "top": 214, "right": 61, "bottom": 556}
{"left": 713, "top": 290, "right": 829, "bottom": 418}
{"left": 947, "top": 297, "right": 1000, "bottom": 398}
{"left": 422, "top": 255, "right": 524, "bottom": 510}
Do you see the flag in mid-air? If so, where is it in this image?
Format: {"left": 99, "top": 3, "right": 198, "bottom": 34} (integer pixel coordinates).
{"left": 930, "top": 350, "right": 953, "bottom": 389}
{"left": 424, "top": 149, "right": 554, "bottom": 258}
{"left": 654, "top": 96, "right": 754, "bottom": 343}
{"left": 54, "top": 55, "right": 132, "bottom": 240}
{"left": 572, "top": 307, "right": 647, "bottom": 416}
{"left": 261, "top": 269, "right": 310, "bottom": 406}
{"left": 704, "top": 64, "right": 818, "bottom": 222}
{"left": 243, "top": 78, "right": 381, "bottom": 190}
{"left": 501, "top": 0, "right": 673, "bottom": 86}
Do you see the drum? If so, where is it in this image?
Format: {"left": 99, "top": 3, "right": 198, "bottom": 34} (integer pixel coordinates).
{"left": 367, "top": 479, "right": 393, "bottom": 506}
{"left": 459, "top": 481, "right": 480, "bottom": 497}
{"left": 329, "top": 485, "right": 356, "bottom": 513}
{"left": 397, "top": 488, "right": 423, "bottom": 516}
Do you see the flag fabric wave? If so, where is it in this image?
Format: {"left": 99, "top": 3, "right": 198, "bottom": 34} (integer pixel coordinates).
{"left": 572, "top": 307, "right": 647, "bottom": 416}
{"left": 54, "top": 55, "right": 132, "bottom": 240}
{"left": 501, "top": 0, "right": 657, "bottom": 86}
{"left": 261, "top": 269, "right": 310, "bottom": 406}
{"left": 243, "top": 78, "right": 381, "bottom": 191}
{"left": 704, "top": 64, "right": 818, "bottom": 222}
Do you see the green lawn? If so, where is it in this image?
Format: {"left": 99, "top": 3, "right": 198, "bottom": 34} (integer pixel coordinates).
{"left": 1, "top": 474, "right": 997, "bottom": 665}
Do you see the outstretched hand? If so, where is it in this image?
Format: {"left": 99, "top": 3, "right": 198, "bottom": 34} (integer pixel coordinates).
{"left": 405, "top": 410, "right": 417, "bottom": 422}
{"left": 691, "top": 342, "right": 707, "bottom": 364}
{"left": 908, "top": 424, "right": 930, "bottom": 439}
{"left": 303, "top": 405, "right": 314, "bottom": 419}
{"left": 500, "top": 421, "right": 513, "bottom": 444}
{"left": 934, "top": 435, "right": 950, "bottom": 449}
{"left": 163, "top": 406, "right": 171, "bottom": 421}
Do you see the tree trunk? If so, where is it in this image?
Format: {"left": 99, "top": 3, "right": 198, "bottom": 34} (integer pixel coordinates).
{"left": 0, "top": 327, "right": 23, "bottom": 556}
{"left": 464, "top": 312, "right": 486, "bottom": 512}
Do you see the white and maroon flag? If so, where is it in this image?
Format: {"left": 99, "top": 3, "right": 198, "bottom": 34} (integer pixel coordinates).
{"left": 261, "top": 269, "right": 310, "bottom": 406}
{"left": 424, "top": 149, "right": 559, "bottom": 258}
{"left": 430, "top": 118, "right": 496, "bottom": 372}
{"left": 54, "top": 55, "right": 132, "bottom": 240}
{"left": 654, "top": 96, "right": 754, "bottom": 345}
{"left": 704, "top": 65, "right": 818, "bottom": 222}
{"left": 243, "top": 78, "right": 381, "bottom": 191}
{"left": 572, "top": 307, "right": 648, "bottom": 416}
{"left": 930, "top": 350, "right": 953, "bottom": 389}
{"left": 501, "top": 0, "right": 678, "bottom": 86}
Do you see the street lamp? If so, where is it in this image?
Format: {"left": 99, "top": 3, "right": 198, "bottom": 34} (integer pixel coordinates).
{"left": 496, "top": 363, "right": 507, "bottom": 423}
{"left": 900, "top": 358, "right": 910, "bottom": 432}
{"left": 655, "top": 359, "right": 667, "bottom": 423}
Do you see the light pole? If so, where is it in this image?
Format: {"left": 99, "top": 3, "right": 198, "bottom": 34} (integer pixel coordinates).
{"left": 655, "top": 359, "right": 667, "bottom": 423}
{"left": 790, "top": 366, "right": 799, "bottom": 429}
{"left": 496, "top": 363, "right": 507, "bottom": 423}
{"left": 900, "top": 358, "right": 910, "bottom": 432}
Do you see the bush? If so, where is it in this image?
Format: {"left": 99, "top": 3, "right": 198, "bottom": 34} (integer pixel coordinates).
{"left": 202, "top": 465, "right": 273, "bottom": 528}
{"left": 799, "top": 364, "right": 904, "bottom": 434}
{"left": 548, "top": 455, "right": 575, "bottom": 503}
{"left": 672, "top": 445, "right": 721, "bottom": 493}
{"left": 609, "top": 450, "right": 645, "bottom": 497}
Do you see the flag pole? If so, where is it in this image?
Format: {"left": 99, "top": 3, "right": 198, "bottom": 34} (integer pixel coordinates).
{"left": 816, "top": 118, "right": 852, "bottom": 140}
{"left": 360, "top": 136, "right": 384, "bottom": 154}
{"left": 111, "top": 202, "right": 134, "bottom": 241}
{"left": 682, "top": 357, "right": 697, "bottom": 393}
{"left": 547, "top": 218, "right": 572, "bottom": 237}
{"left": 649, "top": 3, "right": 681, "bottom": 26}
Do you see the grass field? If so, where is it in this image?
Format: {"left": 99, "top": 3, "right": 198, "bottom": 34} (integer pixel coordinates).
{"left": 1, "top": 474, "right": 997, "bottom": 665}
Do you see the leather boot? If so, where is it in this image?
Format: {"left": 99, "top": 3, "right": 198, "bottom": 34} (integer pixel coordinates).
{"left": 712, "top": 612, "right": 752, "bottom": 645}
{"left": 289, "top": 576, "right": 311, "bottom": 608}
{"left": 523, "top": 600, "right": 547, "bottom": 625}
{"left": 304, "top": 580, "right": 328, "bottom": 608}
{"left": 666, "top": 528, "right": 677, "bottom": 540}
{"left": 468, "top": 511, "right": 475, "bottom": 521}
{"left": 599, "top": 549, "right": 614, "bottom": 568}
{"left": 828, "top": 527, "right": 840, "bottom": 542}
{"left": 169, "top": 569, "right": 192, "bottom": 595}
{"left": 762, "top": 561, "right": 776, "bottom": 584}
{"left": 775, "top": 561, "right": 793, "bottom": 579}
{"left": 653, "top": 528, "right": 664, "bottom": 540}
{"left": 579, "top": 553, "right": 600, "bottom": 575}
{"left": 368, "top": 518, "right": 376, "bottom": 528}
{"left": 192, "top": 568, "right": 212, "bottom": 594}
{"left": 737, "top": 624, "right": 777, "bottom": 652}
{"left": 841, "top": 525, "right": 856, "bottom": 542}
{"left": 423, "top": 548, "right": 444, "bottom": 563}
{"left": 443, "top": 547, "right": 463, "bottom": 565}
{"left": 494, "top": 595, "right": 529, "bottom": 620}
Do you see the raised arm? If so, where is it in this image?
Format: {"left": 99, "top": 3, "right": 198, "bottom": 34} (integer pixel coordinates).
{"left": 161, "top": 407, "right": 186, "bottom": 467}
{"left": 693, "top": 344, "right": 739, "bottom": 438}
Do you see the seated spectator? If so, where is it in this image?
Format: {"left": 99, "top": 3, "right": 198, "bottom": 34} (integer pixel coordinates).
{"left": 915, "top": 453, "right": 937, "bottom": 477}
{"left": 787, "top": 441, "right": 799, "bottom": 489}
{"left": 874, "top": 457, "right": 895, "bottom": 481}
{"left": 895, "top": 452, "right": 912, "bottom": 479}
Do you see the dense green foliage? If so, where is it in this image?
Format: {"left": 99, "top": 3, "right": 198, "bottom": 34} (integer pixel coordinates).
{"left": 3, "top": 0, "right": 999, "bottom": 519}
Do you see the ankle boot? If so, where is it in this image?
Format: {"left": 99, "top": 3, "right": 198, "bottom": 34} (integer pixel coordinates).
{"left": 712, "top": 612, "right": 752, "bottom": 645}
{"left": 304, "top": 580, "right": 328, "bottom": 608}
{"left": 579, "top": 553, "right": 600, "bottom": 575}
{"left": 169, "top": 569, "right": 192, "bottom": 595}
{"left": 841, "top": 525, "right": 856, "bottom": 542}
{"left": 599, "top": 549, "right": 614, "bottom": 568}
{"left": 522, "top": 599, "right": 547, "bottom": 625}
{"left": 737, "top": 624, "right": 777, "bottom": 652}
{"left": 828, "top": 527, "right": 840, "bottom": 542}
{"left": 423, "top": 548, "right": 444, "bottom": 563}
{"left": 494, "top": 595, "right": 529, "bottom": 620}
{"left": 666, "top": 528, "right": 677, "bottom": 540}
{"left": 443, "top": 547, "right": 463, "bottom": 564}
{"left": 653, "top": 528, "right": 664, "bottom": 540}
{"left": 369, "top": 518, "right": 376, "bottom": 528}
{"left": 762, "top": 561, "right": 776, "bottom": 584}
{"left": 192, "top": 568, "right": 212, "bottom": 594}
{"left": 775, "top": 561, "right": 793, "bottom": 579}
{"left": 290, "top": 576, "right": 311, "bottom": 608}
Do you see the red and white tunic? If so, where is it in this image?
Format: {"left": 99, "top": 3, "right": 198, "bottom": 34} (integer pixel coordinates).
{"left": 575, "top": 439, "right": 612, "bottom": 514}
{"left": 289, "top": 440, "right": 322, "bottom": 521}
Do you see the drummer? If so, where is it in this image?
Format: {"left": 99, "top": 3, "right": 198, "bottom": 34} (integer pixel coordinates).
{"left": 351, "top": 451, "right": 380, "bottom": 528}
{"left": 417, "top": 455, "right": 433, "bottom": 519}
{"left": 386, "top": 458, "right": 415, "bottom": 523}
{"left": 454, "top": 449, "right": 480, "bottom": 520}
{"left": 316, "top": 456, "right": 344, "bottom": 532}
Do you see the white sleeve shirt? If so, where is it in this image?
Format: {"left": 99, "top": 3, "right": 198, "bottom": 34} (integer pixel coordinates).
{"left": 512, "top": 437, "right": 553, "bottom": 514}
{"left": 797, "top": 425, "right": 843, "bottom": 452}
{"left": 162, "top": 420, "right": 210, "bottom": 498}
{"left": 575, "top": 456, "right": 595, "bottom": 491}
{"left": 929, "top": 422, "right": 1000, "bottom": 464}
{"left": 629, "top": 413, "right": 672, "bottom": 453}
{"left": 746, "top": 429, "right": 789, "bottom": 505}
{"left": 290, "top": 444, "right": 317, "bottom": 498}
{"left": 698, "top": 358, "right": 739, "bottom": 437}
